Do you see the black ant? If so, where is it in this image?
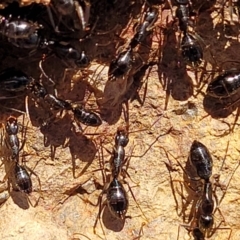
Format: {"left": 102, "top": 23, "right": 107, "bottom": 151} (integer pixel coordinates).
{"left": 5, "top": 116, "right": 20, "bottom": 160}
{"left": 206, "top": 70, "right": 240, "bottom": 98}
{"left": 189, "top": 140, "right": 213, "bottom": 182}
{"left": 201, "top": 67, "right": 240, "bottom": 129}
{"left": 0, "top": 67, "right": 32, "bottom": 92}
{"left": 166, "top": 140, "right": 234, "bottom": 240}
{"left": 108, "top": 3, "right": 159, "bottom": 81}
{"left": 174, "top": 0, "right": 203, "bottom": 66}
{"left": 14, "top": 162, "right": 32, "bottom": 194}
{"left": 6, "top": 30, "right": 90, "bottom": 68}
{"left": 93, "top": 125, "right": 148, "bottom": 235}
{"left": 0, "top": 14, "right": 42, "bottom": 40}
{"left": 181, "top": 32, "right": 203, "bottom": 67}
{"left": 130, "top": 6, "right": 159, "bottom": 49}
{"left": 108, "top": 47, "right": 135, "bottom": 81}
{"left": 0, "top": 68, "right": 102, "bottom": 127}
{"left": 2, "top": 116, "right": 42, "bottom": 206}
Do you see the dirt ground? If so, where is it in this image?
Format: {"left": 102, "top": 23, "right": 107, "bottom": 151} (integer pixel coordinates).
{"left": 0, "top": 0, "right": 240, "bottom": 240}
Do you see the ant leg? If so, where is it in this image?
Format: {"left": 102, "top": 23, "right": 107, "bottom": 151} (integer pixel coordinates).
{"left": 93, "top": 192, "right": 105, "bottom": 234}
{"left": 18, "top": 115, "right": 29, "bottom": 153}
{"left": 214, "top": 156, "right": 240, "bottom": 206}
{"left": 122, "top": 100, "right": 130, "bottom": 131}
{"left": 2, "top": 161, "right": 15, "bottom": 183}
{"left": 46, "top": 5, "right": 57, "bottom": 31}
{"left": 122, "top": 145, "right": 140, "bottom": 185}
{"left": 75, "top": 1, "right": 87, "bottom": 30}
{"left": 75, "top": 0, "right": 91, "bottom": 31}
{"left": 164, "top": 159, "right": 193, "bottom": 218}
{"left": 220, "top": 138, "right": 230, "bottom": 171}
{"left": 55, "top": 176, "right": 98, "bottom": 208}
{"left": 39, "top": 57, "right": 56, "bottom": 86}
{"left": 123, "top": 178, "right": 148, "bottom": 222}
{"left": 132, "top": 222, "right": 146, "bottom": 240}
{"left": 130, "top": 127, "right": 173, "bottom": 158}
{"left": 25, "top": 95, "right": 31, "bottom": 122}
{"left": 162, "top": 147, "right": 201, "bottom": 183}
{"left": 72, "top": 233, "right": 91, "bottom": 240}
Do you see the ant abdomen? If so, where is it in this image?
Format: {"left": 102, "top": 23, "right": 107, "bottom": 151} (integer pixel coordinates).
{"left": 207, "top": 71, "right": 240, "bottom": 98}
{"left": 72, "top": 106, "right": 102, "bottom": 127}
{"left": 106, "top": 178, "right": 129, "bottom": 219}
{"left": 14, "top": 164, "right": 32, "bottom": 194}
{"left": 189, "top": 140, "right": 213, "bottom": 181}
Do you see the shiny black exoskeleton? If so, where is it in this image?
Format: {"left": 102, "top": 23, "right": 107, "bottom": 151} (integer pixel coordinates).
{"left": 175, "top": 0, "right": 192, "bottom": 33}
{"left": 5, "top": 117, "right": 33, "bottom": 194}
{"left": 175, "top": 0, "right": 203, "bottom": 66}
{"left": 14, "top": 163, "right": 32, "bottom": 194}
{"left": 31, "top": 81, "right": 101, "bottom": 126}
{"left": 7, "top": 32, "right": 90, "bottom": 68}
{"left": 72, "top": 105, "right": 102, "bottom": 126}
{"left": 0, "top": 68, "right": 101, "bottom": 127}
{"left": 30, "top": 81, "right": 72, "bottom": 110}
{"left": 95, "top": 127, "right": 130, "bottom": 227}
{"left": 0, "top": 68, "right": 32, "bottom": 92}
{"left": 106, "top": 178, "right": 129, "bottom": 219}
{"left": 108, "top": 48, "right": 133, "bottom": 80}
{"left": 192, "top": 228, "right": 205, "bottom": 240}
{"left": 108, "top": 5, "right": 159, "bottom": 81}
{"left": 9, "top": 31, "right": 47, "bottom": 49}
{"left": 189, "top": 140, "right": 213, "bottom": 181}
{"left": 0, "top": 15, "right": 41, "bottom": 40}
{"left": 5, "top": 116, "right": 20, "bottom": 160}
{"left": 111, "top": 127, "right": 129, "bottom": 178}
{"left": 48, "top": 42, "right": 90, "bottom": 68}
{"left": 130, "top": 7, "right": 159, "bottom": 49}
{"left": 198, "top": 181, "right": 214, "bottom": 229}
{"left": 181, "top": 32, "right": 203, "bottom": 66}
{"left": 206, "top": 70, "right": 240, "bottom": 98}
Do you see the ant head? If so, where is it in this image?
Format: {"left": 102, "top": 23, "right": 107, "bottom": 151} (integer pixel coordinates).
{"left": 6, "top": 116, "right": 18, "bottom": 135}
{"left": 115, "top": 126, "right": 129, "bottom": 147}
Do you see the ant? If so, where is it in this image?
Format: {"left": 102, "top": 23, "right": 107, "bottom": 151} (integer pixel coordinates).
{"left": 166, "top": 140, "right": 234, "bottom": 240}
{"left": 108, "top": 3, "right": 159, "bottom": 81}
{"left": 189, "top": 140, "right": 213, "bottom": 182}
{"left": 28, "top": 73, "right": 102, "bottom": 127}
{"left": 0, "top": 14, "right": 42, "bottom": 40}
{"left": 200, "top": 65, "right": 240, "bottom": 131}
{"left": 0, "top": 67, "right": 32, "bottom": 92}
{"left": 93, "top": 125, "right": 148, "bottom": 235}
{"left": 206, "top": 70, "right": 240, "bottom": 99}
{"left": 5, "top": 29, "right": 90, "bottom": 68}
{"left": 2, "top": 116, "right": 42, "bottom": 206}
{"left": 129, "top": 6, "right": 159, "bottom": 49}
{"left": 174, "top": 0, "right": 203, "bottom": 66}
{"left": 0, "top": 68, "right": 102, "bottom": 127}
